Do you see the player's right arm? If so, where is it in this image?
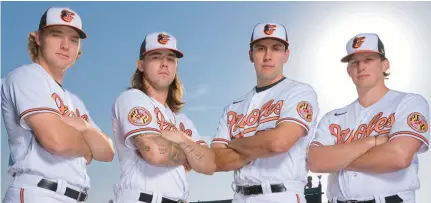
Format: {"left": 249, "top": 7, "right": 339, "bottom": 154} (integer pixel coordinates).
{"left": 113, "top": 89, "right": 187, "bottom": 167}
{"left": 307, "top": 112, "right": 376, "bottom": 173}
{"left": 210, "top": 107, "right": 253, "bottom": 172}
{"left": 2, "top": 70, "right": 91, "bottom": 158}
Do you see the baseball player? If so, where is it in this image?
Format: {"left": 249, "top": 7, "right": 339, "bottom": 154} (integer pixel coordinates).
{"left": 308, "top": 33, "right": 430, "bottom": 203}
{"left": 211, "top": 22, "right": 319, "bottom": 203}
{"left": 1, "top": 7, "right": 114, "bottom": 203}
{"left": 111, "top": 31, "right": 216, "bottom": 203}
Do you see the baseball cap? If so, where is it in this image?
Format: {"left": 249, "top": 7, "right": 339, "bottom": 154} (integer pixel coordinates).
{"left": 341, "top": 33, "right": 385, "bottom": 62}
{"left": 250, "top": 23, "right": 289, "bottom": 47}
{"left": 139, "top": 32, "right": 184, "bottom": 59}
{"left": 38, "top": 7, "right": 87, "bottom": 39}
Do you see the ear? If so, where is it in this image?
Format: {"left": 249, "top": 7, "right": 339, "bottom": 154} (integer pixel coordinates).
{"left": 33, "top": 31, "right": 41, "bottom": 46}
{"left": 249, "top": 50, "right": 254, "bottom": 63}
{"left": 136, "top": 59, "right": 144, "bottom": 72}
{"left": 283, "top": 48, "right": 290, "bottom": 63}
{"left": 382, "top": 59, "right": 390, "bottom": 73}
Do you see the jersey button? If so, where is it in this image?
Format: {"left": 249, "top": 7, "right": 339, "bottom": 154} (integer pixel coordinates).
{"left": 354, "top": 173, "right": 357, "bottom": 177}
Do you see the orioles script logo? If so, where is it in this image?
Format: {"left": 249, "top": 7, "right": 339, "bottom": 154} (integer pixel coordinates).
{"left": 179, "top": 122, "right": 193, "bottom": 137}
{"left": 227, "top": 99, "right": 283, "bottom": 139}
{"left": 51, "top": 93, "right": 88, "bottom": 121}
{"left": 330, "top": 112, "right": 395, "bottom": 144}
{"left": 154, "top": 107, "right": 177, "bottom": 131}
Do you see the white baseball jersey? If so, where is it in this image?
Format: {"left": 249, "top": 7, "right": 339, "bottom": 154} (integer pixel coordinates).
{"left": 212, "top": 77, "right": 319, "bottom": 189}
{"left": 311, "top": 90, "right": 430, "bottom": 200}
{"left": 1, "top": 63, "right": 100, "bottom": 189}
{"left": 112, "top": 89, "right": 206, "bottom": 200}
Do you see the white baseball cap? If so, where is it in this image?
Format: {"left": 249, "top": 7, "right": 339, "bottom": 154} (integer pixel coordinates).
{"left": 341, "top": 33, "right": 386, "bottom": 62}
{"left": 139, "top": 32, "right": 184, "bottom": 58}
{"left": 38, "top": 7, "right": 87, "bottom": 39}
{"left": 250, "top": 22, "right": 289, "bottom": 47}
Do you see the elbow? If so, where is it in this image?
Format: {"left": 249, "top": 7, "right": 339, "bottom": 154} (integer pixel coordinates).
{"left": 201, "top": 161, "right": 217, "bottom": 175}
{"left": 94, "top": 149, "right": 115, "bottom": 162}
{"left": 306, "top": 149, "right": 326, "bottom": 173}
{"left": 395, "top": 154, "right": 413, "bottom": 170}
{"left": 140, "top": 150, "right": 164, "bottom": 166}
{"left": 270, "top": 141, "right": 291, "bottom": 154}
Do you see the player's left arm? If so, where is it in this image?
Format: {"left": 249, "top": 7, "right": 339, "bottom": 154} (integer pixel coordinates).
{"left": 347, "top": 94, "right": 430, "bottom": 173}
{"left": 228, "top": 86, "right": 318, "bottom": 159}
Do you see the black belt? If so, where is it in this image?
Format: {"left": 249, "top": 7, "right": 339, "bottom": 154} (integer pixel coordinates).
{"left": 336, "top": 195, "right": 403, "bottom": 203}
{"left": 37, "top": 179, "right": 88, "bottom": 202}
{"left": 139, "top": 192, "right": 187, "bottom": 203}
{"left": 235, "top": 184, "right": 287, "bottom": 196}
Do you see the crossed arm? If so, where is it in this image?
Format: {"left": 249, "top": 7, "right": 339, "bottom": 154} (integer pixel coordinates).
{"left": 132, "top": 131, "right": 216, "bottom": 175}
{"left": 212, "top": 122, "right": 307, "bottom": 171}
{"left": 308, "top": 135, "right": 423, "bottom": 174}
{"left": 26, "top": 113, "right": 114, "bottom": 163}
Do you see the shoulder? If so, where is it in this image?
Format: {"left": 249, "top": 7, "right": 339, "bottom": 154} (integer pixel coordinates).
{"left": 115, "top": 88, "right": 151, "bottom": 104}
{"left": 3, "top": 63, "right": 45, "bottom": 86}
{"left": 281, "top": 78, "right": 316, "bottom": 94}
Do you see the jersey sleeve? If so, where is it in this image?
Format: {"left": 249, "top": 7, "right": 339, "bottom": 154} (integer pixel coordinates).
{"left": 310, "top": 112, "right": 337, "bottom": 146}
{"left": 277, "top": 84, "right": 319, "bottom": 134}
{"left": 3, "top": 69, "right": 60, "bottom": 130}
{"left": 211, "top": 106, "right": 232, "bottom": 146}
{"left": 113, "top": 90, "right": 161, "bottom": 149}
{"left": 389, "top": 94, "right": 430, "bottom": 153}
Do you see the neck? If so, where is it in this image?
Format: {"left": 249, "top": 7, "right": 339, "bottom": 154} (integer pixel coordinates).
{"left": 357, "top": 82, "right": 390, "bottom": 108}
{"left": 36, "top": 57, "right": 66, "bottom": 85}
{"left": 257, "top": 74, "right": 284, "bottom": 88}
{"left": 147, "top": 86, "right": 169, "bottom": 106}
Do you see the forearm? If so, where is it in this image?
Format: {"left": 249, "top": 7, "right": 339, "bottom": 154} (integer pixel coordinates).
{"left": 49, "top": 126, "right": 92, "bottom": 157}
{"left": 137, "top": 135, "right": 188, "bottom": 167}
{"left": 346, "top": 143, "right": 408, "bottom": 173}
{"left": 82, "top": 128, "right": 114, "bottom": 162}
{"left": 308, "top": 138, "right": 374, "bottom": 173}
{"left": 179, "top": 140, "right": 216, "bottom": 175}
{"left": 213, "top": 147, "right": 252, "bottom": 172}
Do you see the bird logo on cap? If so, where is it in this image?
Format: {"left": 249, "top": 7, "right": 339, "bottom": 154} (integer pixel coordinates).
{"left": 264, "top": 24, "right": 277, "bottom": 35}
{"left": 352, "top": 36, "right": 366, "bottom": 49}
{"left": 157, "top": 33, "right": 170, "bottom": 45}
{"left": 60, "top": 10, "right": 75, "bottom": 23}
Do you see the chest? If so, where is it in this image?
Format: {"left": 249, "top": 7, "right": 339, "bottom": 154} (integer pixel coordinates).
{"left": 330, "top": 106, "right": 397, "bottom": 144}
{"left": 50, "top": 91, "right": 88, "bottom": 121}
{"left": 227, "top": 96, "right": 284, "bottom": 139}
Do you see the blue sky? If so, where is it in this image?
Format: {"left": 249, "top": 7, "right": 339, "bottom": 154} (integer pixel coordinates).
{"left": 2, "top": 2, "right": 431, "bottom": 203}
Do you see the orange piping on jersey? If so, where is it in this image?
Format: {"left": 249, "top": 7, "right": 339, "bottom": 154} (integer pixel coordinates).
{"left": 296, "top": 194, "right": 300, "bottom": 203}
{"left": 310, "top": 141, "right": 323, "bottom": 146}
{"left": 389, "top": 131, "right": 429, "bottom": 145}
{"left": 212, "top": 138, "right": 230, "bottom": 144}
{"left": 124, "top": 128, "right": 161, "bottom": 139}
{"left": 330, "top": 112, "right": 395, "bottom": 144}
{"left": 19, "top": 107, "right": 60, "bottom": 119}
{"left": 277, "top": 117, "right": 310, "bottom": 132}
{"left": 20, "top": 188, "right": 24, "bottom": 203}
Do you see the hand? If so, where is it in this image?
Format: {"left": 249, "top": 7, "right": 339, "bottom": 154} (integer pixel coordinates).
{"left": 162, "top": 130, "right": 192, "bottom": 143}
{"left": 375, "top": 135, "right": 389, "bottom": 146}
{"left": 62, "top": 116, "right": 90, "bottom": 132}
{"left": 84, "top": 151, "right": 93, "bottom": 165}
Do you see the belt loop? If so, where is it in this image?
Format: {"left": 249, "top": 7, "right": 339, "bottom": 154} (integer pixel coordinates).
{"left": 56, "top": 179, "right": 66, "bottom": 195}
{"left": 374, "top": 195, "right": 384, "bottom": 203}
{"left": 262, "top": 181, "right": 271, "bottom": 194}
{"left": 332, "top": 197, "right": 337, "bottom": 203}
{"left": 152, "top": 192, "right": 161, "bottom": 203}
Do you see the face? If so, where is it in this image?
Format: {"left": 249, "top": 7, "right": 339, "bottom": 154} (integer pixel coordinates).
{"left": 249, "top": 39, "right": 289, "bottom": 84}
{"left": 347, "top": 52, "right": 389, "bottom": 89}
{"left": 138, "top": 49, "right": 178, "bottom": 91}
{"left": 36, "top": 25, "right": 81, "bottom": 70}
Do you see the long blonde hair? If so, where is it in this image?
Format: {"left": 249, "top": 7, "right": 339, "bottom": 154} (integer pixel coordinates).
{"left": 130, "top": 68, "right": 185, "bottom": 113}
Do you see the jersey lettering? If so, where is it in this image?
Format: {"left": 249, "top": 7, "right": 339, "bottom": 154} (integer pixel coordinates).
{"left": 227, "top": 99, "right": 283, "bottom": 139}
{"left": 330, "top": 112, "right": 395, "bottom": 144}
{"left": 51, "top": 93, "right": 88, "bottom": 121}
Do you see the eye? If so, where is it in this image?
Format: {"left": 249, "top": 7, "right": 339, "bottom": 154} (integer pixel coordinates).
{"left": 71, "top": 39, "right": 79, "bottom": 44}
{"left": 152, "top": 56, "right": 161, "bottom": 59}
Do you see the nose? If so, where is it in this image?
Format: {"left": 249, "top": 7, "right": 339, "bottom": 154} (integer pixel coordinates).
{"left": 263, "top": 49, "right": 272, "bottom": 62}
{"left": 60, "top": 37, "right": 70, "bottom": 51}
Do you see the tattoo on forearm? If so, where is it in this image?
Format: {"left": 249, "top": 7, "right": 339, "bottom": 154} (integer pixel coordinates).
{"left": 150, "top": 136, "right": 186, "bottom": 165}
{"left": 180, "top": 143, "right": 205, "bottom": 162}
{"left": 133, "top": 135, "right": 151, "bottom": 152}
